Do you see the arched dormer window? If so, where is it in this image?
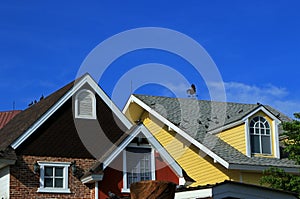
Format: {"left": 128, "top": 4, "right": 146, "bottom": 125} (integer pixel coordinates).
{"left": 75, "top": 89, "right": 96, "bottom": 119}
{"left": 250, "top": 116, "right": 271, "bottom": 154}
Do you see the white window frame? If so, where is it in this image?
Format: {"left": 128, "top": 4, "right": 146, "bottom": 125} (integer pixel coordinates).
{"left": 121, "top": 144, "right": 155, "bottom": 193}
{"left": 75, "top": 89, "right": 96, "bottom": 119}
{"left": 37, "top": 162, "right": 71, "bottom": 193}
{"left": 249, "top": 116, "right": 272, "bottom": 155}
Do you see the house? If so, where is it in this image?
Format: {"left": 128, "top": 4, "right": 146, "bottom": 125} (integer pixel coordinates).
{"left": 123, "top": 94, "right": 300, "bottom": 187}
{"left": 175, "top": 180, "right": 298, "bottom": 199}
{"left": 0, "top": 110, "right": 21, "bottom": 129}
{"left": 0, "top": 74, "right": 187, "bottom": 199}
{"left": 1, "top": 74, "right": 299, "bottom": 199}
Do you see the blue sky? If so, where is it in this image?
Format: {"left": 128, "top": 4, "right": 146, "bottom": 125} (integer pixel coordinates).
{"left": 1, "top": 1, "right": 300, "bottom": 117}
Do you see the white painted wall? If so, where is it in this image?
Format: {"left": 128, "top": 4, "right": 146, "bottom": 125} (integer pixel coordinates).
{"left": 0, "top": 166, "right": 9, "bottom": 199}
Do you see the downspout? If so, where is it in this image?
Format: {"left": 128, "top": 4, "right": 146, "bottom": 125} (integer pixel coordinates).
{"left": 95, "top": 181, "right": 99, "bottom": 199}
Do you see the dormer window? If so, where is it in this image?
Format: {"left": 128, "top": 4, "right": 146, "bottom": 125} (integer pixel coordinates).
{"left": 250, "top": 116, "right": 271, "bottom": 155}
{"left": 75, "top": 89, "right": 96, "bottom": 119}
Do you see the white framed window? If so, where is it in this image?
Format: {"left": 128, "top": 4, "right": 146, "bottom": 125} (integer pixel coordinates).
{"left": 75, "top": 89, "right": 96, "bottom": 119}
{"left": 37, "top": 162, "right": 71, "bottom": 193}
{"left": 250, "top": 116, "right": 271, "bottom": 155}
{"left": 122, "top": 145, "right": 155, "bottom": 193}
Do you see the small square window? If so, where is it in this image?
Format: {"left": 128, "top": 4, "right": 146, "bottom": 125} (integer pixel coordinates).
{"left": 37, "top": 162, "right": 71, "bottom": 193}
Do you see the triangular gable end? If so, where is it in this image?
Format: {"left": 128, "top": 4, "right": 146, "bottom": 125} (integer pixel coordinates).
{"left": 104, "top": 124, "right": 183, "bottom": 177}
{"left": 123, "top": 95, "right": 230, "bottom": 169}
{"left": 81, "top": 123, "right": 186, "bottom": 185}
{"left": 11, "top": 74, "right": 132, "bottom": 150}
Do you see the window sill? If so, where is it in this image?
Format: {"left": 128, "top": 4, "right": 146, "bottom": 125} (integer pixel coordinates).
{"left": 252, "top": 153, "right": 273, "bottom": 157}
{"left": 37, "top": 188, "right": 71, "bottom": 193}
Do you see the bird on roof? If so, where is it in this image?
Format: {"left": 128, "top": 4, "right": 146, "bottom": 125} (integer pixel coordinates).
{"left": 187, "top": 84, "right": 196, "bottom": 97}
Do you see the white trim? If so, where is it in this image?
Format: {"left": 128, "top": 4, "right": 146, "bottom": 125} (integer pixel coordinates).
{"left": 175, "top": 188, "right": 212, "bottom": 199}
{"left": 123, "top": 95, "right": 229, "bottom": 169}
{"left": 151, "top": 146, "right": 156, "bottom": 180}
{"left": 179, "top": 177, "right": 186, "bottom": 186}
{"left": 121, "top": 150, "right": 128, "bottom": 193}
{"left": 11, "top": 74, "right": 132, "bottom": 149}
{"left": 273, "top": 120, "right": 280, "bottom": 159}
{"left": 244, "top": 119, "right": 251, "bottom": 157}
{"left": 81, "top": 174, "right": 103, "bottom": 184}
{"left": 37, "top": 161, "right": 71, "bottom": 194}
{"left": 242, "top": 106, "right": 281, "bottom": 124}
{"left": 75, "top": 89, "right": 97, "bottom": 119}
{"left": 95, "top": 181, "right": 99, "bottom": 199}
{"left": 209, "top": 120, "right": 244, "bottom": 135}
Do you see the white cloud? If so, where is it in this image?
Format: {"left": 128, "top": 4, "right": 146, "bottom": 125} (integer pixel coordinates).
{"left": 219, "top": 81, "right": 297, "bottom": 117}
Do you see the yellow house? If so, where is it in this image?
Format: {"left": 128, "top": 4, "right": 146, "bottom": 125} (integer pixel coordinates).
{"left": 123, "top": 94, "right": 300, "bottom": 186}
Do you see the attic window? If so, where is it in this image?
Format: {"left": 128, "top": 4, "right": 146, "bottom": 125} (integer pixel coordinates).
{"left": 250, "top": 116, "right": 271, "bottom": 155}
{"left": 75, "top": 89, "right": 96, "bottom": 119}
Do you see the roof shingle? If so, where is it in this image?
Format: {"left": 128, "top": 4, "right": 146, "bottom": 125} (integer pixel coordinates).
{"left": 133, "top": 94, "right": 298, "bottom": 169}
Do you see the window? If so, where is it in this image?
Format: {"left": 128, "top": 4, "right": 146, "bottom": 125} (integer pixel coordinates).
{"left": 75, "top": 89, "right": 96, "bottom": 119}
{"left": 122, "top": 146, "right": 155, "bottom": 192}
{"left": 37, "top": 162, "right": 71, "bottom": 193}
{"left": 250, "top": 116, "right": 271, "bottom": 154}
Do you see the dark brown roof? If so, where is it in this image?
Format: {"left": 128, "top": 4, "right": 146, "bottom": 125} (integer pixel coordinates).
{"left": 0, "top": 74, "right": 131, "bottom": 162}
{"left": 0, "top": 79, "right": 75, "bottom": 151}
{"left": 0, "top": 110, "right": 21, "bottom": 129}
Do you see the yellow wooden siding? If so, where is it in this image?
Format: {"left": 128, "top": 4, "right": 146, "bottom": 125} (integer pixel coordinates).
{"left": 217, "top": 124, "right": 246, "bottom": 155}
{"left": 241, "top": 172, "right": 263, "bottom": 185}
{"left": 124, "top": 102, "right": 144, "bottom": 123}
{"left": 142, "top": 112, "right": 240, "bottom": 186}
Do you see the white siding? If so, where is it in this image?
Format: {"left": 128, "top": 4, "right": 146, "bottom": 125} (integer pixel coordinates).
{"left": 0, "top": 166, "right": 10, "bottom": 199}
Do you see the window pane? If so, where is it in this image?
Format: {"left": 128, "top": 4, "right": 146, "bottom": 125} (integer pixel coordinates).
{"left": 265, "top": 122, "right": 270, "bottom": 128}
{"left": 250, "top": 127, "right": 254, "bottom": 134}
{"left": 266, "top": 129, "right": 270, "bottom": 135}
{"left": 262, "top": 136, "right": 271, "bottom": 154}
{"left": 55, "top": 167, "right": 63, "bottom": 177}
{"left": 45, "top": 167, "right": 53, "bottom": 176}
{"left": 251, "top": 135, "right": 260, "bottom": 153}
{"left": 45, "top": 178, "right": 53, "bottom": 187}
{"left": 55, "top": 178, "right": 63, "bottom": 188}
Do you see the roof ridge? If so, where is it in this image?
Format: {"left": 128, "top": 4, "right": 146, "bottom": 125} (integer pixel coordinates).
{"left": 133, "top": 93, "right": 260, "bottom": 106}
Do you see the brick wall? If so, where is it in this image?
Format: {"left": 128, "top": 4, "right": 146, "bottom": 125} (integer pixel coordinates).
{"left": 9, "top": 155, "right": 97, "bottom": 199}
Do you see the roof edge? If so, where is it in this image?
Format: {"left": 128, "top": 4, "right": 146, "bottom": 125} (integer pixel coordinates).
{"left": 124, "top": 95, "right": 230, "bottom": 169}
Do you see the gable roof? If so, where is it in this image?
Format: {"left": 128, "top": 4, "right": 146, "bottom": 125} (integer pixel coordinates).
{"left": 81, "top": 123, "right": 192, "bottom": 184}
{"left": 126, "top": 94, "right": 299, "bottom": 172}
{"left": 0, "top": 110, "right": 21, "bottom": 129}
{"left": 0, "top": 79, "right": 75, "bottom": 151}
{"left": 0, "top": 74, "right": 132, "bottom": 157}
{"left": 132, "top": 94, "right": 290, "bottom": 133}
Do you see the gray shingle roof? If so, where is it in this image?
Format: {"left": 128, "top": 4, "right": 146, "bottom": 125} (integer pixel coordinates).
{"left": 134, "top": 94, "right": 299, "bottom": 169}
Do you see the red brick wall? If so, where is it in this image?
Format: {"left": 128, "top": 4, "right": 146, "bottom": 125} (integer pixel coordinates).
{"left": 9, "top": 155, "right": 97, "bottom": 199}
